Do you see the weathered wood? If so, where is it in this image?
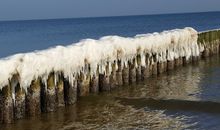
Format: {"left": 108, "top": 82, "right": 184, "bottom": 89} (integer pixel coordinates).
{"left": 1, "top": 85, "right": 14, "bottom": 123}
{"left": 64, "top": 77, "right": 77, "bottom": 105}
{"left": 136, "top": 54, "right": 142, "bottom": 82}
{"left": 192, "top": 56, "right": 199, "bottom": 63}
{"left": 46, "top": 72, "right": 57, "bottom": 112}
{"left": 26, "top": 78, "right": 41, "bottom": 116}
{"left": 116, "top": 60, "right": 123, "bottom": 86}
{"left": 167, "top": 60, "right": 174, "bottom": 71}
{"left": 152, "top": 54, "right": 157, "bottom": 75}
{"left": 179, "top": 57, "right": 183, "bottom": 66}
{"left": 56, "top": 74, "right": 65, "bottom": 107}
{"left": 90, "top": 65, "right": 100, "bottom": 93}
{"left": 0, "top": 85, "right": 14, "bottom": 124}
{"left": 163, "top": 61, "right": 168, "bottom": 72}
{"left": 15, "top": 86, "right": 25, "bottom": 119}
{"left": 202, "top": 47, "right": 210, "bottom": 58}
{"left": 99, "top": 63, "right": 110, "bottom": 91}
{"left": 157, "top": 62, "right": 164, "bottom": 74}
{"left": 183, "top": 56, "right": 190, "bottom": 65}
{"left": 110, "top": 61, "right": 117, "bottom": 89}
{"left": 141, "top": 53, "right": 151, "bottom": 79}
{"left": 9, "top": 74, "right": 25, "bottom": 120}
{"left": 78, "top": 72, "right": 90, "bottom": 96}
{"left": 90, "top": 74, "right": 99, "bottom": 93}
{"left": 122, "top": 64, "right": 129, "bottom": 85}
{"left": 174, "top": 58, "right": 180, "bottom": 67}
{"left": 129, "top": 59, "right": 136, "bottom": 84}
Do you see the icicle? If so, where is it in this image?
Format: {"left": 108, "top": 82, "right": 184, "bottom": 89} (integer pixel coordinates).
{"left": 141, "top": 53, "right": 146, "bottom": 67}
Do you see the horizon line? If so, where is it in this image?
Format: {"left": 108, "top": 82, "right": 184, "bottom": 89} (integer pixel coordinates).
{"left": 0, "top": 10, "right": 220, "bottom": 22}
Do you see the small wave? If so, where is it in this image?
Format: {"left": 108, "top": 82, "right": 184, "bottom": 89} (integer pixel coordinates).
{"left": 117, "top": 97, "right": 220, "bottom": 114}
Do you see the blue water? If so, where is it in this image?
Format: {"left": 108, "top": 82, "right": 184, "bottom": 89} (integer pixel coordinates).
{"left": 1, "top": 11, "right": 220, "bottom": 130}
{"left": 0, "top": 11, "right": 220, "bottom": 58}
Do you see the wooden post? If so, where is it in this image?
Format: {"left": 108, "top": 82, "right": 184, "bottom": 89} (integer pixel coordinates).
{"left": 90, "top": 64, "right": 100, "bottom": 93}
{"left": 152, "top": 54, "right": 157, "bottom": 75}
{"left": 1, "top": 85, "right": 14, "bottom": 123}
{"left": 2, "top": 85, "right": 13, "bottom": 123}
{"left": 26, "top": 78, "right": 41, "bottom": 116}
{"left": 122, "top": 63, "right": 129, "bottom": 85}
{"left": 78, "top": 72, "right": 90, "bottom": 96}
{"left": 46, "top": 72, "right": 56, "bottom": 112}
{"left": 64, "top": 76, "right": 77, "bottom": 105}
{"left": 56, "top": 73, "right": 65, "bottom": 107}
{"left": 90, "top": 74, "right": 99, "bottom": 93}
{"left": 174, "top": 58, "right": 180, "bottom": 67}
{"left": 157, "top": 62, "right": 164, "bottom": 74}
{"left": 116, "top": 60, "right": 123, "bottom": 86}
{"left": 15, "top": 86, "right": 25, "bottom": 119}
{"left": 192, "top": 56, "right": 198, "bottom": 63}
{"left": 202, "top": 47, "right": 210, "bottom": 58}
{"left": 141, "top": 53, "right": 151, "bottom": 79}
{"left": 136, "top": 54, "right": 142, "bottom": 82}
{"left": 99, "top": 62, "right": 110, "bottom": 91}
{"left": 179, "top": 57, "right": 183, "bottom": 66}
{"left": 110, "top": 61, "right": 117, "bottom": 89}
{"left": 8, "top": 74, "right": 25, "bottom": 120}
{"left": 167, "top": 59, "right": 174, "bottom": 71}
{"left": 129, "top": 58, "right": 136, "bottom": 84}
{"left": 163, "top": 61, "right": 168, "bottom": 72}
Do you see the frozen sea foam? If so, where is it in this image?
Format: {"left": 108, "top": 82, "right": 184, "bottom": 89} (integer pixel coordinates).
{"left": 0, "top": 27, "right": 200, "bottom": 91}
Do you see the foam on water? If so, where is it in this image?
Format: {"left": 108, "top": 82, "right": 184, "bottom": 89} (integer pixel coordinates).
{"left": 0, "top": 27, "right": 200, "bottom": 91}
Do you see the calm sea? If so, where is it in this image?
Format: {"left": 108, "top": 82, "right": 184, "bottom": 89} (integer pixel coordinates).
{"left": 0, "top": 11, "right": 220, "bottom": 58}
{"left": 1, "top": 12, "right": 220, "bottom": 130}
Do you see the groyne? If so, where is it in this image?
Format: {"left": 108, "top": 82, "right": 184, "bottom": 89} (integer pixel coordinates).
{"left": 0, "top": 28, "right": 219, "bottom": 123}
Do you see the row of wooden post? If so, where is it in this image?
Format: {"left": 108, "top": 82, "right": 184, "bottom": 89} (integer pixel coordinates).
{"left": 0, "top": 33, "right": 220, "bottom": 124}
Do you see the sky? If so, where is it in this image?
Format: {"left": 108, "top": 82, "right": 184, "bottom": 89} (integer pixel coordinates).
{"left": 0, "top": 0, "right": 220, "bottom": 21}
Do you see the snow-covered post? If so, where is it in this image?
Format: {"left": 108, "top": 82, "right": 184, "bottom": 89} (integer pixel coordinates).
{"left": 99, "top": 62, "right": 110, "bottom": 91}
{"left": 78, "top": 60, "right": 91, "bottom": 96}
{"left": 157, "top": 61, "right": 164, "bottom": 74}
{"left": 110, "top": 61, "right": 117, "bottom": 89}
{"left": 152, "top": 53, "right": 158, "bottom": 75}
{"left": 204, "top": 47, "right": 210, "bottom": 58}
{"left": 122, "top": 62, "right": 129, "bottom": 85}
{"left": 1, "top": 85, "right": 14, "bottom": 123}
{"left": 141, "top": 53, "right": 151, "bottom": 79}
{"left": 26, "top": 78, "right": 41, "bottom": 116}
{"left": 136, "top": 54, "right": 142, "bottom": 82}
{"left": 90, "top": 66, "right": 99, "bottom": 93}
{"left": 45, "top": 72, "right": 57, "bottom": 112}
{"left": 157, "top": 52, "right": 166, "bottom": 74}
{"left": 200, "top": 31, "right": 212, "bottom": 58}
{"left": 179, "top": 56, "right": 183, "bottom": 66}
{"left": 56, "top": 73, "right": 65, "bottom": 107}
{"left": 167, "top": 59, "right": 175, "bottom": 71}
{"left": 15, "top": 86, "right": 25, "bottom": 119}
{"left": 174, "top": 57, "right": 180, "bottom": 67}
{"left": 116, "top": 60, "right": 123, "bottom": 86}
{"left": 129, "top": 58, "right": 136, "bottom": 84}
{"left": 78, "top": 72, "right": 90, "bottom": 96}
{"left": 11, "top": 74, "right": 25, "bottom": 119}
{"left": 64, "top": 77, "right": 77, "bottom": 105}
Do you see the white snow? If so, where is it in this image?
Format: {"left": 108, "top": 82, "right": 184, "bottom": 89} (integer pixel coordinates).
{"left": 0, "top": 27, "right": 199, "bottom": 91}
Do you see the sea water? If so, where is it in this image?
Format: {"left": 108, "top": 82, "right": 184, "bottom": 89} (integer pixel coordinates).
{"left": 0, "top": 11, "right": 220, "bottom": 58}
{"left": 1, "top": 11, "right": 220, "bottom": 130}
